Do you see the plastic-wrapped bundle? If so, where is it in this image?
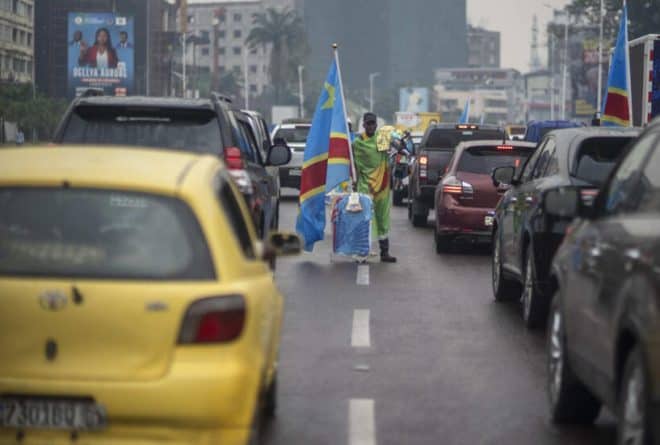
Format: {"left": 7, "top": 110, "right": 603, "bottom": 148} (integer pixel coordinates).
{"left": 331, "top": 193, "right": 372, "bottom": 257}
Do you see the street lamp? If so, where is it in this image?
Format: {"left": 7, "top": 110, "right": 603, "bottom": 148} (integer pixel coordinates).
{"left": 298, "top": 65, "right": 305, "bottom": 118}
{"left": 596, "top": 0, "right": 605, "bottom": 116}
{"left": 369, "top": 72, "right": 380, "bottom": 112}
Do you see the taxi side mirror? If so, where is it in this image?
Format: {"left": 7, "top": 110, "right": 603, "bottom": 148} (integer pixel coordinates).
{"left": 267, "top": 144, "right": 291, "bottom": 166}
{"left": 544, "top": 187, "right": 580, "bottom": 218}
{"left": 492, "top": 166, "right": 515, "bottom": 187}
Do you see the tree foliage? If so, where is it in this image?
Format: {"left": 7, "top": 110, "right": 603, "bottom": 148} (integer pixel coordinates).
{"left": 0, "top": 84, "right": 68, "bottom": 142}
{"left": 245, "top": 7, "right": 308, "bottom": 104}
{"left": 565, "top": 0, "right": 660, "bottom": 40}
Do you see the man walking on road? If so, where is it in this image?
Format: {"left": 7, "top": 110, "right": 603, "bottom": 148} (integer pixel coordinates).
{"left": 352, "top": 112, "right": 397, "bottom": 263}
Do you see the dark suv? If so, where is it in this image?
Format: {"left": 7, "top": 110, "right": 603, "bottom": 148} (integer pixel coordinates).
{"left": 491, "top": 127, "right": 639, "bottom": 328}
{"left": 408, "top": 124, "right": 505, "bottom": 227}
{"left": 53, "top": 94, "right": 290, "bottom": 239}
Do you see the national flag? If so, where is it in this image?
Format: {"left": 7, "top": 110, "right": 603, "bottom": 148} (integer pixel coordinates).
{"left": 296, "top": 55, "right": 352, "bottom": 252}
{"left": 459, "top": 97, "right": 471, "bottom": 124}
{"left": 602, "top": 1, "right": 632, "bottom": 127}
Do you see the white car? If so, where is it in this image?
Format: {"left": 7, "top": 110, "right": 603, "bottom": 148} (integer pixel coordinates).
{"left": 270, "top": 121, "right": 311, "bottom": 190}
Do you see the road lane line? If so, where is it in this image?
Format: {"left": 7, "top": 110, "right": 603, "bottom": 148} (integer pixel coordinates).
{"left": 349, "top": 399, "right": 376, "bottom": 445}
{"left": 356, "top": 264, "right": 370, "bottom": 286}
{"left": 351, "top": 309, "right": 371, "bottom": 348}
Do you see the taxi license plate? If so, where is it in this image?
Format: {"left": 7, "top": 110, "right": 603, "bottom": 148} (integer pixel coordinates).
{"left": 0, "top": 398, "right": 107, "bottom": 431}
{"left": 289, "top": 169, "right": 301, "bottom": 177}
{"left": 484, "top": 216, "right": 494, "bottom": 227}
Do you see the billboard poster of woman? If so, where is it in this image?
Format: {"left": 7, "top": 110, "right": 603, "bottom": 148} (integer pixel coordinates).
{"left": 67, "top": 13, "right": 134, "bottom": 98}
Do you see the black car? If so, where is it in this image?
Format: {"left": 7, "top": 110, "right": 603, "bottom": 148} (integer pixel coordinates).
{"left": 408, "top": 124, "right": 505, "bottom": 227}
{"left": 491, "top": 127, "right": 640, "bottom": 328}
{"left": 52, "top": 94, "right": 290, "bottom": 239}
{"left": 543, "top": 119, "right": 660, "bottom": 444}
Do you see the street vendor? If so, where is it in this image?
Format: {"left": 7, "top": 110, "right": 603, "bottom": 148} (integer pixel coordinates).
{"left": 352, "top": 112, "right": 397, "bottom": 263}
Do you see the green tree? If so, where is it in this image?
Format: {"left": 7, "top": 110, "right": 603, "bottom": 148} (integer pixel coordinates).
{"left": 565, "top": 0, "right": 660, "bottom": 40}
{"left": 0, "top": 84, "right": 67, "bottom": 143}
{"left": 246, "top": 7, "right": 307, "bottom": 104}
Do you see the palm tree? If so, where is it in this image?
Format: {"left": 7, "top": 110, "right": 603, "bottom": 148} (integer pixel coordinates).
{"left": 246, "top": 7, "right": 307, "bottom": 103}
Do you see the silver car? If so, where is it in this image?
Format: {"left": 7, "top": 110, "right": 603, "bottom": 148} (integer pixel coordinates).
{"left": 270, "top": 121, "right": 311, "bottom": 190}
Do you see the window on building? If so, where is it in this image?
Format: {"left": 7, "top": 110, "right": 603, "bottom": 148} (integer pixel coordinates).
{"left": 218, "top": 47, "right": 226, "bottom": 55}
{"left": 250, "top": 47, "right": 257, "bottom": 55}
{"left": 233, "top": 29, "right": 241, "bottom": 39}
{"left": 233, "top": 46, "right": 241, "bottom": 55}
{"left": 26, "top": 60, "right": 32, "bottom": 74}
{"left": 250, "top": 84, "right": 257, "bottom": 93}
{"left": 234, "top": 13, "right": 242, "bottom": 22}
{"left": 201, "top": 30, "right": 210, "bottom": 40}
{"left": 27, "top": 32, "right": 31, "bottom": 47}
{"left": 218, "top": 30, "right": 226, "bottom": 39}
{"left": 232, "top": 65, "right": 240, "bottom": 72}
{"left": 201, "top": 47, "right": 209, "bottom": 56}
{"left": 219, "top": 65, "right": 226, "bottom": 73}
{"left": 12, "top": 28, "right": 17, "bottom": 43}
{"left": 249, "top": 65, "right": 257, "bottom": 74}
{"left": 12, "top": 0, "right": 17, "bottom": 14}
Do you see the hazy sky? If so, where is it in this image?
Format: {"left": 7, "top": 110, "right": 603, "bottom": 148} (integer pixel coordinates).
{"left": 467, "top": 0, "right": 571, "bottom": 73}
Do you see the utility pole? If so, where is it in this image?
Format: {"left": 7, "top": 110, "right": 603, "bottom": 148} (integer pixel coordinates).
{"left": 550, "top": 34, "right": 556, "bottom": 120}
{"left": 298, "top": 65, "right": 304, "bottom": 118}
{"left": 561, "top": 12, "right": 569, "bottom": 120}
{"left": 180, "top": 0, "right": 188, "bottom": 98}
{"left": 369, "top": 72, "right": 380, "bottom": 112}
{"left": 596, "top": 0, "right": 604, "bottom": 116}
{"left": 243, "top": 45, "right": 249, "bottom": 109}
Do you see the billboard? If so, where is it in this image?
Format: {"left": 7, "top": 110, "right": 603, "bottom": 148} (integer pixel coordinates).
{"left": 567, "top": 28, "right": 610, "bottom": 117}
{"left": 399, "top": 87, "right": 429, "bottom": 113}
{"left": 67, "top": 12, "right": 134, "bottom": 98}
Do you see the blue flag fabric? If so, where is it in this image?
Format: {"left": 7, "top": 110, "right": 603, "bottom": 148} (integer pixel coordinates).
{"left": 602, "top": 1, "right": 632, "bottom": 127}
{"left": 459, "top": 97, "right": 471, "bottom": 124}
{"left": 296, "top": 58, "right": 351, "bottom": 252}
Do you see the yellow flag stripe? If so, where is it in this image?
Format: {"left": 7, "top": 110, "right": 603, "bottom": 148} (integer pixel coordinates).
{"left": 330, "top": 131, "right": 349, "bottom": 140}
{"left": 328, "top": 158, "right": 350, "bottom": 165}
{"left": 300, "top": 184, "right": 325, "bottom": 203}
{"left": 607, "top": 87, "right": 629, "bottom": 97}
{"left": 302, "top": 153, "right": 328, "bottom": 169}
{"left": 602, "top": 114, "right": 630, "bottom": 126}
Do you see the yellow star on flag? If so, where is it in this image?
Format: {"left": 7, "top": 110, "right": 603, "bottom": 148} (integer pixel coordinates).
{"left": 321, "top": 82, "right": 335, "bottom": 110}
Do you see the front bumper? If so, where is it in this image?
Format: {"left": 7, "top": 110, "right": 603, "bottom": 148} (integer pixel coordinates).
{"left": 279, "top": 166, "right": 301, "bottom": 189}
{"left": 0, "top": 348, "right": 261, "bottom": 445}
{"left": 436, "top": 197, "right": 494, "bottom": 240}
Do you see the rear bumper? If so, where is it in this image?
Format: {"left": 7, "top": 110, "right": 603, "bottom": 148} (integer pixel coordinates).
{"left": 0, "top": 349, "right": 261, "bottom": 444}
{"left": 436, "top": 196, "right": 494, "bottom": 240}
{"left": 279, "top": 167, "right": 301, "bottom": 189}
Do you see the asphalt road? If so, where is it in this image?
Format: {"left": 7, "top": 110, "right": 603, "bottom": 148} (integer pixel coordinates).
{"left": 264, "top": 193, "right": 617, "bottom": 445}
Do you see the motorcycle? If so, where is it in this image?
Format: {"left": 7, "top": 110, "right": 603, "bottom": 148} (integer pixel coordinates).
{"left": 389, "top": 137, "right": 413, "bottom": 207}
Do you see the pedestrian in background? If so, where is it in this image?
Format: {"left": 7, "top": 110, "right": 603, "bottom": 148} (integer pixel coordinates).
{"left": 352, "top": 112, "right": 397, "bottom": 263}
{"left": 15, "top": 128, "right": 24, "bottom": 146}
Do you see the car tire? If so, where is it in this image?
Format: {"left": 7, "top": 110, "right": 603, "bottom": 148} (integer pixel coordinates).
{"left": 547, "top": 296, "right": 602, "bottom": 425}
{"left": 618, "top": 347, "right": 652, "bottom": 445}
{"left": 411, "top": 199, "right": 428, "bottom": 227}
{"left": 521, "top": 244, "right": 547, "bottom": 329}
{"left": 435, "top": 229, "right": 452, "bottom": 254}
{"left": 407, "top": 201, "right": 413, "bottom": 221}
{"left": 492, "top": 227, "right": 520, "bottom": 302}
{"left": 264, "top": 373, "right": 278, "bottom": 419}
{"left": 393, "top": 189, "right": 404, "bottom": 206}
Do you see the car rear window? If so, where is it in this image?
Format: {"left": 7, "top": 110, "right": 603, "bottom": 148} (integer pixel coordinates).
{"left": 426, "top": 129, "right": 504, "bottom": 148}
{"left": 274, "top": 126, "right": 310, "bottom": 145}
{"left": 60, "top": 106, "right": 223, "bottom": 155}
{"left": 457, "top": 146, "right": 535, "bottom": 175}
{"left": 573, "top": 137, "right": 634, "bottom": 186}
{"left": 0, "top": 188, "right": 215, "bottom": 280}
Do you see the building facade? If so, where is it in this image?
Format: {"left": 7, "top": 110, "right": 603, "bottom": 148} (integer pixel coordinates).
{"left": 185, "top": 0, "right": 270, "bottom": 98}
{"left": 434, "top": 68, "right": 525, "bottom": 124}
{"left": 0, "top": 0, "right": 33, "bottom": 83}
{"left": 34, "top": 0, "right": 176, "bottom": 99}
{"left": 467, "top": 25, "right": 500, "bottom": 68}
{"left": 302, "top": 0, "right": 467, "bottom": 90}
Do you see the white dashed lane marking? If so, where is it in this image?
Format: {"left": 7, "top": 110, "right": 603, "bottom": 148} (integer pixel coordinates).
{"left": 351, "top": 309, "right": 371, "bottom": 348}
{"left": 356, "top": 264, "right": 370, "bottom": 286}
{"left": 349, "top": 399, "right": 376, "bottom": 445}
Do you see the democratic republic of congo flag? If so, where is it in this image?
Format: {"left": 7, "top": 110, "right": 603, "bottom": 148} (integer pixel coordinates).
{"left": 296, "top": 56, "right": 352, "bottom": 252}
{"left": 602, "top": 1, "right": 632, "bottom": 127}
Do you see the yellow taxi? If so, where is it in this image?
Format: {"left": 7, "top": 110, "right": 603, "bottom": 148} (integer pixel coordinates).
{"left": 0, "top": 147, "right": 300, "bottom": 445}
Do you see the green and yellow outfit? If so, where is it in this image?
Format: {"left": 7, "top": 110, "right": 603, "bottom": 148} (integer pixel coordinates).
{"left": 352, "top": 133, "right": 396, "bottom": 261}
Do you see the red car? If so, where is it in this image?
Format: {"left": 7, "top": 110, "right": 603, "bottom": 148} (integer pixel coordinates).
{"left": 434, "top": 140, "right": 536, "bottom": 253}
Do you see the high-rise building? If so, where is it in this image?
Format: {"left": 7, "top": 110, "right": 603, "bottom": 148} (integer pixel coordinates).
{"left": 34, "top": 0, "right": 177, "bottom": 99}
{"left": 301, "top": 0, "right": 467, "bottom": 90}
{"left": 467, "top": 25, "right": 500, "bottom": 68}
{"left": 0, "top": 0, "right": 34, "bottom": 83}
{"left": 186, "top": 0, "right": 270, "bottom": 97}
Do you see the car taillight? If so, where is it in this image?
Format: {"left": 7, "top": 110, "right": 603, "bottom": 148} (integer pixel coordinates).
{"left": 178, "top": 295, "right": 246, "bottom": 344}
{"left": 224, "top": 146, "right": 244, "bottom": 170}
{"left": 419, "top": 155, "right": 428, "bottom": 179}
{"left": 580, "top": 188, "right": 598, "bottom": 206}
{"left": 442, "top": 177, "right": 474, "bottom": 196}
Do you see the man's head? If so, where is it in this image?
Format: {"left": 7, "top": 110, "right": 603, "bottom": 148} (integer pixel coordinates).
{"left": 73, "top": 30, "right": 82, "bottom": 42}
{"left": 119, "top": 31, "right": 128, "bottom": 44}
{"left": 363, "top": 112, "right": 377, "bottom": 137}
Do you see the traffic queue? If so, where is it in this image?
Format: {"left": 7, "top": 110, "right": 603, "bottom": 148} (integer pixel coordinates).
{"left": 405, "top": 117, "right": 660, "bottom": 443}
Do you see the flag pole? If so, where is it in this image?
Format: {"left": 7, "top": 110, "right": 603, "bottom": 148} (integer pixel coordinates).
{"left": 623, "top": 0, "right": 633, "bottom": 126}
{"left": 333, "top": 43, "right": 357, "bottom": 184}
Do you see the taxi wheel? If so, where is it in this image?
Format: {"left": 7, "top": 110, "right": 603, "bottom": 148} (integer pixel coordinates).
{"left": 618, "top": 347, "right": 652, "bottom": 445}
{"left": 522, "top": 245, "right": 547, "bottom": 329}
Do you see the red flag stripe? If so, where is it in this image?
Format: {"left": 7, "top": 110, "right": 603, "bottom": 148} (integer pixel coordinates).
{"left": 604, "top": 92, "right": 631, "bottom": 120}
{"left": 328, "top": 137, "right": 351, "bottom": 159}
{"left": 300, "top": 160, "right": 328, "bottom": 196}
